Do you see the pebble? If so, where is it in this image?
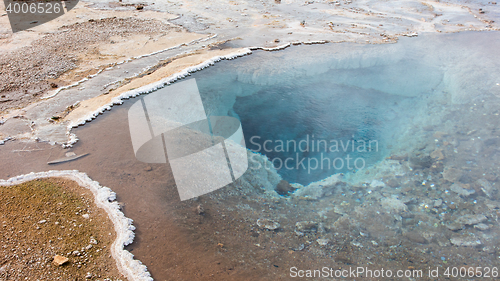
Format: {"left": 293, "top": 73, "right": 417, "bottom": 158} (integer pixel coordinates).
{"left": 434, "top": 199, "right": 442, "bottom": 207}
{"left": 456, "top": 214, "right": 487, "bottom": 225}
{"left": 82, "top": 214, "right": 90, "bottom": 219}
{"left": 316, "top": 239, "right": 329, "bottom": 246}
{"left": 474, "top": 223, "right": 490, "bottom": 231}
{"left": 477, "top": 179, "right": 494, "bottom": 197}
{"left": 450, "top": 237, "right": 482, "bottom": 247}
{"left": 256, "top": 219, "right": 280, "bottom": 230}
{"left": 450, "top": 183, "right": 475, "bottom": 197}
{"left": 295, "top": 221, "right": 318, "bottom": 233}
{"left": 443, "top": 167, "right": 462, "bottom": 182}
{"left": 52, "top": 255, "right": 69, "bottom": 266}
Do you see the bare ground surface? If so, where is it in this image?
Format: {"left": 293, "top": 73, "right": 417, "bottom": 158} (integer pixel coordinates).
{"left": 0, "top": 17, "right": 180, "bottom": 113}
{"left": 0, "top": 178, "right": 126, "bottom": 280}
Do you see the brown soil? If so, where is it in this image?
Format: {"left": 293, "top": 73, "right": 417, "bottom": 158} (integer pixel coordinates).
{"left": 0, "top": 178, "right": 126, "bottom": 280}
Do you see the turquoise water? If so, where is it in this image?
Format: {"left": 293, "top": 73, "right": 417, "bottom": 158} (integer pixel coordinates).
{"left": 189, "top": 32, "right": 500, "bottom": 186}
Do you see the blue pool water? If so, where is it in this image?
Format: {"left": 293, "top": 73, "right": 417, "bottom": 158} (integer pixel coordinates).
{"left": 189, "top": 31, "right": 500, "bottom": 186}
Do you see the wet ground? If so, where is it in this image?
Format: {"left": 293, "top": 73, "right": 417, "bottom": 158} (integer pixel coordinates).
{"left": 1, "top": 31, "right": 500, "bottom": 280}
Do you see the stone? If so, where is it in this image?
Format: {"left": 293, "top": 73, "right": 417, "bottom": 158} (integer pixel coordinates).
{"left": 257, "top": 219, "right": 280, "bottom": 230}
{"left": 409, "top": 155, "right": 432, "bottom": 169}
{"left": 474, "top": 223, "right": 490, "bottom": 231}
{"left": 53, "top": 255, "right": 69, "bottom": 266}
{"left": 456, "top": 214, "right": 487, "bottom": 226}
{"left": 144, "top": 166, "right": 152, "bottom": 171}
{"left": 445, "top": 222, "right": 463, "bottom": 231}
{"left": 370, "top": 179, "right": 386, "bottom": 188}
{"left": 275, "top": 180, "right": 296, "bottom": 196}
{"left": 295, "top": 221, "right": 318, "bottom": 233}
{"left": 386, "top": 178, "right": 399, "bottom": 188}
{"left": 381, "top": 197, "right": 408, "bottom": 214}
{"left": 85, "top": 272, "right": 93, "bottom": 279}
{"left": 450, "top": 237, "right": 482, "bottom": 247}
{"left": 196, "top": 205, "right": 205, "bottom": 215}
{"left": 430, "top": 149, "right": 445, "bottom": 160}
{"left": 434, "top": 199, "right": 442, "bottom": 207}
{"left": 404, "top": 231, "right": 426, "bottom": 244}
{"left": 82, "top": 214, "right": 90, "bottom": 219}
{"left": 451, "top": 183, "right": 475, "bottom": 197}
{"left": 477, "top": 179, "right": 494, "bottom": 197}
{"left": 316, "top": 239, "right": 330, "bottom": 246}
{"left": 443, "top": 167, "right": 462, "bottom": 182}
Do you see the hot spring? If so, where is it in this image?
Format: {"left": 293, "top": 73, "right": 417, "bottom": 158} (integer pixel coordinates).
{"left": 190, "top": 31, "right": 499, "bottom": 187}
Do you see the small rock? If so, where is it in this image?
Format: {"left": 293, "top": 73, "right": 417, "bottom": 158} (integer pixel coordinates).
{"left": 409, "top": 155, "right": 432, "bottom": 169}
{"left": 136, "top": 4, "right": 144, "bottom": 10}
{"left": 257, "top": 219, "right": 280, "bottom": 230}
{"left": 443, "top": 167, "right": 462, "bottom": 182}
{"left": 90, "top": 237, "right": 98, "bottom": 245}
{"left": 52, "top": 255, "right": 69, "bottom": 266}
{"left": 275, "top": 180, "right": 296, "bottom": 196}
{"left": 370, "top": 179, "right": 386, "bottom": 188}
{"left": 445, "top": 222, "right": 463, "bottom": 231}
{"left": 456, "top": 214, "right": 487, "bottom": 225}
{"left": 196, "top": 205, "right": 205, "bottom": 215}
{"left": 85, "top": 244, "right": 93, "bottom": 250}
{"left": 404, "top": 231, "right": 426, "bottom": 244}
{"left": 274, "top": 39, "right": 280, "bottom": 43}
{"left": 451, "top": 183, "right": 475, "bottom": 197}
{"left": 144, "top": 166, "right": 152, "bottom": 172}
{"left": 82, "top": 214, "right": 90, "bottom": 219}
{"left": 477, "top": 179, "right": 494, "bottom": 197}
{"left": 295, "top": 221, "right": 318, "bottom": 233}
{"left": 474, "top": 223, "right": 490, "bottom": 231}
{"left": 316, "top": 238, "right": 329, "bottom": 246}
{"left": 65, "top": 152, "right": 76, "bottom": 157}
{"left": 386, "top": 178, "right": 399, "bottom": 188}
{"left": 430, "top": 149, "right": 444, "bottom": 160}
{"left": 38, "top": 219, "right": 47, "bottom": 224}
{"left": 434, "top": 199, "right": 442, "bottom": 207}
{"left": 450, "top": 236, "right": 481, "bottom": 247}
{"left": 85, "top": 272, "right": 93, "bottom": 279}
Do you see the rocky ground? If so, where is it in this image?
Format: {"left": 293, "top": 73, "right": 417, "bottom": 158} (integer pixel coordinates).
{"left": 0, "top": 178, "right": 126, "bottom": 280}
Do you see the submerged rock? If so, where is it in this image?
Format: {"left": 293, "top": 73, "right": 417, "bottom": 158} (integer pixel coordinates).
{"left": 409, "top": 155, "right": 432, "bottom": 169}
{"left": 380, "top": 197, "right": 408, "bottom": 214}
{"left": 447, "top": 214, "right": 487, "bottom": 230}
{"left": 295, "top": 221, "right": 318, "bottom": 233}
{"left": 450, "top": 236, "right": 482, "bottom": 247}
{"left": 257, "top": 219, "right": 280, "bottom": 230}
{"left": 443, "top": 167, "right": 462, "bottom": 182}
{"left": 450, "top": 183, "right": 475, "bottom": 197}
{"left": 477, "top": 179, "right": 495, "bottom": 197}
{"left": 316, "top": 239, "right": 330, "bottom": 246}
{"left": 275, "top": 180, "right": 296, "bottom": 196}
{"left": 474, "top": 223, "right": 490, "bottom": 231}
{"left": 456, "top": 214, "right": 487, "bottom": 226}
